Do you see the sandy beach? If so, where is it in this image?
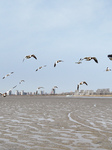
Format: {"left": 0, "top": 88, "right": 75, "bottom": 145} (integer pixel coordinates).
{"left": 0, "top": 95, "right": 112, "bottom": 150}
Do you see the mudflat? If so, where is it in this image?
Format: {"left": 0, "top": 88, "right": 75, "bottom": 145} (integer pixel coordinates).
{"left": 0, "top": 95, "right": 112, "bottom": 150}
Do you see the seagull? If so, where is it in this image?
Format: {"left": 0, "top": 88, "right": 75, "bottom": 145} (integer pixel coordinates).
{"left": 19, "top": 80, "right": 25, "bottom": 84}
{"left": 80, "top": 57, "right": 98, "bottom": 63}
{"left": 37, "top": 87, "right": 44, "bottom": 89}
{"left": 75, "top": 61, "right": 82, "bottom": 64}
{"left": 107, "top": 54, "right": 112, "bottom": 60}
{"left": 12, "top": 85, "right": 17, "bottom": 89}
{"left": 23, "top": 54, "right": 37, "bottom": 62}
{"left": 106, "top": 67, "right": 111, "bottom": 71}
{"left": 0, "top": 92, "right": 7, "bottom": 97}
{"left": 2, "top": 72, "right": 14, "bottom": 79}
{"left": 36, "top": 65, "right": 47, "bottom": 71}
{"left": 54, "top": 86, "right": 58, "bottom": 88}
{"left": 54, "top": 60, "right": 64, "bottom": 67}
{"left": 77, "top": 81, "right": 88, "bottom": 91}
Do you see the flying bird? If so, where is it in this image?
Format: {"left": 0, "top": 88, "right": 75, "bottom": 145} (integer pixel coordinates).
{"left": 77, "top": 81, "right": 88, "bottom": 91}
{"left": 0, "top": 92, "right": 7, "bottom": 97}
{"left": 12, "top": 85, "right": 17, "bottom": 89}
{"left": 23, "top": 54, "right": 37, "bottom": 61}
{"left": 75, "top": 61, "right": 82, "bottom": 64}
{"left": 19, "top": 80, "right": 25, "bottom": 84}
{"left": 107, "top": 54, "right": 112, "bottom": 60}
{"left": 37, "top": 87, "right": 44, "bottom": 89}
{"left": 2, "top": 72, "right": 14, "bottom": 79}
{"left": 106, "top": 67, "right": 111, "bottom": 71}
{"left": 36, "top": 65, "right": 47, "bottom": 71}
{"left": 80, "top": 57, "right": 98, "bottom": 63}
{"left": 53, "top": 86, "right": 58, "bottom": 88}
{"left": 54, "top": 60, "right": 64, "bottom": 67}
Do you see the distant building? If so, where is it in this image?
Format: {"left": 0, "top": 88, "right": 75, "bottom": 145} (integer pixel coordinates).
{"left": 21, "top": 90, "right": 24, "bottom": 95}
{"left": 7, "top": 90, "right": 12, "bottom": 95}
{"left": 40, "top": 90, "right": 44, "bottom": 95}
{"left": 96, "top": 88, "right": 110, "bottom": 95}
{"left": 15, "top": 90, "right": 19, "bottom": 95}
{"left": 51, "top": 88, "right": 55, "bottom": 94}
{"left": 36, "top": 90, "right": 38, "bottom": 95}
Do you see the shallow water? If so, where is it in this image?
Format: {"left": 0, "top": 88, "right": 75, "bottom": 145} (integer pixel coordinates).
{"left": 0, "top": 96, "right": 112, "bottom": 150}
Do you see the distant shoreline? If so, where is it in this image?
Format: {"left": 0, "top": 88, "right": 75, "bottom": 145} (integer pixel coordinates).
{"left": 1, "top": 94, "right": 112, "bottom": 98}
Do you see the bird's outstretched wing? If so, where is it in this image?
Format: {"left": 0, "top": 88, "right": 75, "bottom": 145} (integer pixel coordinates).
{"left": 54, "top": 86, "right": 58, "bottom": 88}
{"left": 57, "top": 60, "right": 63, "bottom": 63}
{"left": 83, "top": 81, "right": 88, "bottom": 85}
{"left": 31, "top": 54, "right": 37, "bottom": 60}
{"left": 91, "top": 57, "right": 98, "bottom": 63}
{"left": 75, "top": 61, "right": 82, "bottom": 64}
{"left": 36, "top": 66, "right": 43, "bottom": 71}
{"left": 108, "top": 54, "right": 112, "bottom": 60}
{"left": 54, "top": 62, "right": 57, "bottom": 67}
{"left": 13, "top": 85, "right": 17, "bottom": 89}
{"left": 38, "top": 87, "right": 44, "bottom": 89}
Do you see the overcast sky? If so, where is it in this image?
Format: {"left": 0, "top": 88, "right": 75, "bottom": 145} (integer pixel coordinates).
{"left": 0, "top": 0, "right": 112, "bottom": 94}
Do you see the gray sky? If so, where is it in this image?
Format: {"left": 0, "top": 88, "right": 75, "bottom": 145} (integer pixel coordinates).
{"left": 0, "top": 0, "right": 112, "bottom": 94}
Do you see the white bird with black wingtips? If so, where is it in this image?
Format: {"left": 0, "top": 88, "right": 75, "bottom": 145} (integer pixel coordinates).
{"left": 77, "top": 81, "right": 88, "bottom": 91}
{"left": 54, "top": 60, "right": 64, "bottom": 67}
{"left": 23, "top": 54, "right": 37, "bottom": 62}
{"left": 80, "top": 57, "right": 98, "bottom": 63}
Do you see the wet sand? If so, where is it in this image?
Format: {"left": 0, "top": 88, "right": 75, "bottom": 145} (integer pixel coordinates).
{"left": 0, "top": 95, "right": 112, "bottom": 150}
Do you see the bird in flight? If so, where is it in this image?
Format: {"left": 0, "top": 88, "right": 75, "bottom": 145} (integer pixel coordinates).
{"left": 54, "top": 60, "right": 64, "bottom": 67}
{"left": 37, "top": 87, "right": 44, "bottom": 89}
{"left": 107, "top": 54, "right": 112, "bottom": 60}
{"left": 0, "top": 92, "right": 7, "bottom": 97}
{"left": 106, "top": 67, "right": 111, "bottom": 71}
{"left": 53, "top": 86, "right": 58, "bottom": 88}
{"left": 77, "top": 81, "right": 88, "bottom": 91}
{"left": 12, "top": 85, "right": 17, "bottom": 89}
{"left": 80, "top": 57, "right": 98, "bottom": 63}
{"left": 36, "top": 65, "right": 47, "bottom": 71}
{"left": 2, "top": 72, "right": 14, "bottom": 79}
{"left": 23, "top": 54, "right": 37, "bottom": 62}
{"left": 19, "top": 80, "right": 25, "bottom": 84}
{"left": 75, "top": 61, "right": 82, "bottom": 64}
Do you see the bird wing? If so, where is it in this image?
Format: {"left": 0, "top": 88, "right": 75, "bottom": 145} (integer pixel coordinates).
{"left": 38, "top": 87, "right": 44, "bottom": 89}
{"left": 13, "top": 85, "right": 17, "bottom": 89}
{"left": 75, "top": 61, "right": 82, "bottom": 64}
{"left": 19, "top": 80, "right": 25, "bottom": 84}
{"left": 91, "top": 57, "right": 98, "bottom": 63}
{"left": 83, "top": 81, "right": 88, "bottom": 85}
{"left": 35, "top": 69, "right": 39, "bottom": 71}
{"left": 2, "top": 76, "right": 5, "bottom": 79}
{"left": 23, "top": 57, "right": 25, "bottom": 62}
{"left": 54, "top": 86, "right": 58, "bottom": 88}
{"left": 83, "top": 57, "right": 89, "bottom": 60}
{"left": 43, "top": 65, "right": 47, "bottom": 67}
{"left": 108, "top": 54, "right": 112, "bottom": 60}
{"left": 54, "top": 62, "right": 56, "bottom": 67}
{"left": 31, "top": 54, "right": 37, "bottom": 59}
{"left": 36, "top": 68, "right": 38, "bottom": 71}
{"left": 77, "top": 84, "right": 79, "bottom": 90}
{"left": 58, "top": 60, "right": 63, "bottom": 63}
{"left": 39, "top": 66, "right": 42, "bottom": 69}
